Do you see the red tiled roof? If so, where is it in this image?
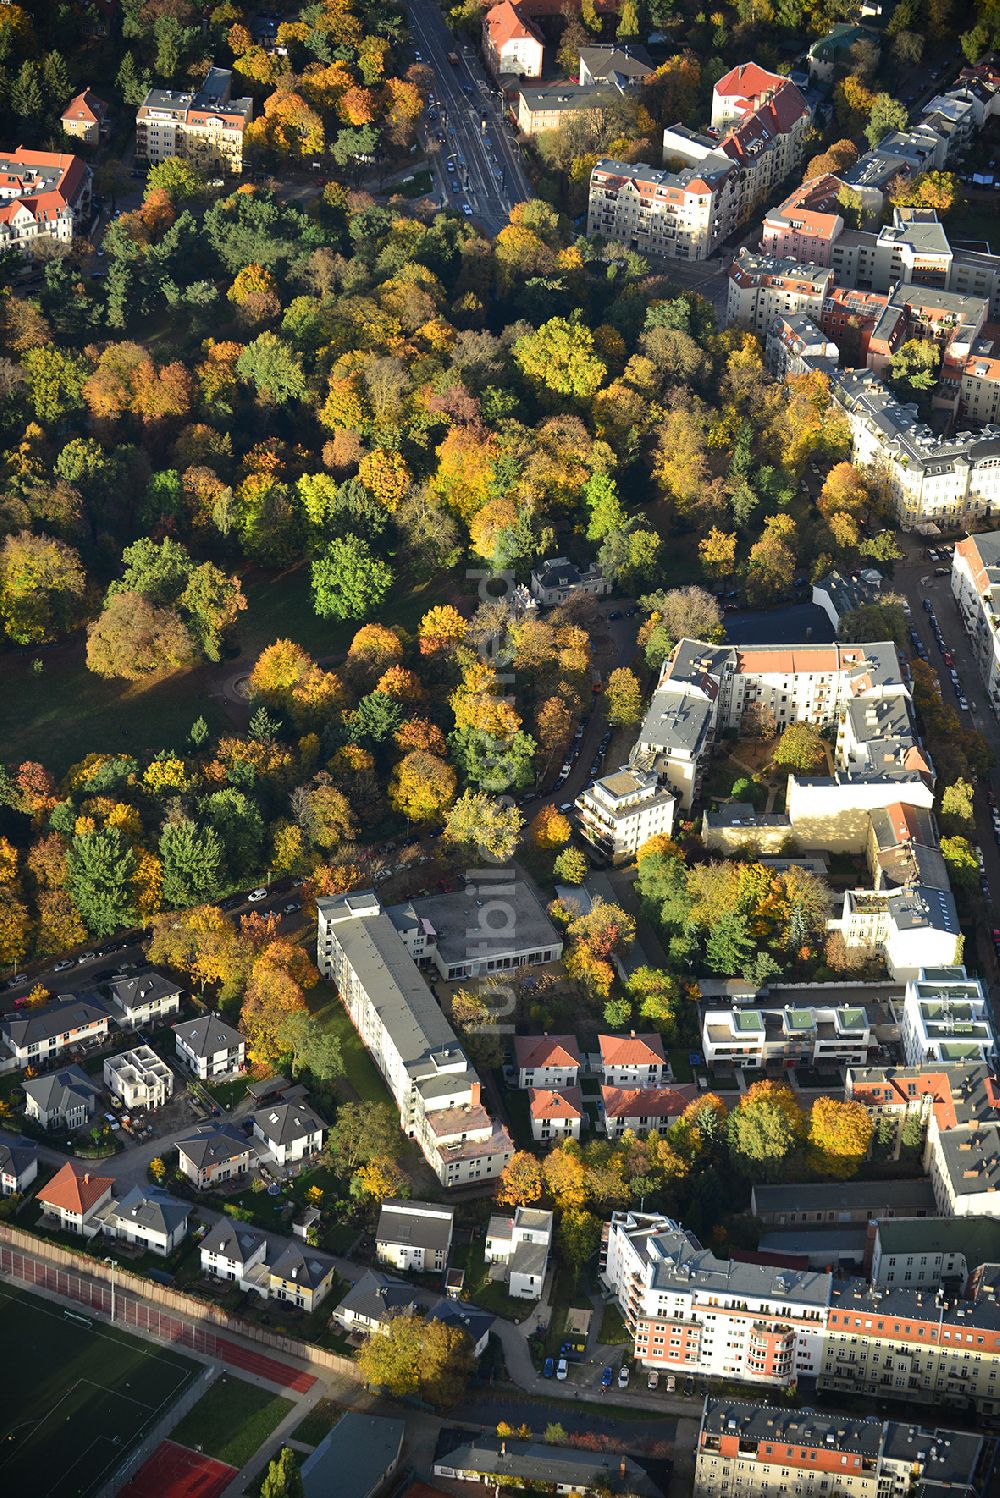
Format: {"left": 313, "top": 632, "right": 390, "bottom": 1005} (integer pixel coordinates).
{"left": 484, "top": 0, "right": 543, "bottom": 50}
{"left": 601, "top": 1084, "right": 697, "bottom": 1119}
{"left": 529, "top": 1086, "right": 584, "bottom": 1120}
{"left": 850, "top": 1072, "right": 957, "bottom": 1131}
{"left": 514, "top": 1034, "right": 582, "bottom": 1070}
{"left": 38, "top": 1162, "right": 113, "bottom": 1216}
{"left": 598, "top": 1032, "right": 666, "bottom": 1066}
{"left": 714, "top": 62, "right": 785, "bottom": 103}
{"left": 62, "top": 90, "right": 107, "bottom": 125}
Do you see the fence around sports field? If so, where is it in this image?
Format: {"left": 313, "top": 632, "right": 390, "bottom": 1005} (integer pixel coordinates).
{"left": 0, "top": 1223, "right": 355, "bottom": 1377}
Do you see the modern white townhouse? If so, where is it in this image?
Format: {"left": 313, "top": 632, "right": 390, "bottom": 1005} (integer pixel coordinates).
{"left": 22, "top": 1066, "right": 101, "bottom": 1131}
{"left": 100, "top": 1187, "right": 189, "bottom": 1256}
{"left": 574, "top": 768, "right": 675, "bottom": 864}
{"left": 172, "top": 1013, "right": 245, "bottom": 1080}
{"left": 485, "top": 1206, "right": 553, "bottom": 1300}
{"left": 598, "top": 1031, "right": 668, "bottom": 1088}
{"left": 252, "top": 1102, "right": 324, "bottom": 1167}
{"left": 375, "top": 1200, "right": 455, "bottom": 1275}
{"left": 701, "top": 1002, "right": 874, "bottom": 1072}
{"left": 176, "top": 1124, "right": 254, "bottom": 1191}
{"left": 316, "top": 891, "right": 513, "bottom": 1189}
{"left": 900, "top": 968, "right": 997, "bottom": 1067}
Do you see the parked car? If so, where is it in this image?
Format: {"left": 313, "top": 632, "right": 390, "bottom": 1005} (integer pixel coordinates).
{"left": 556, "top": 1358, "right": 568, "bottom": 1381}
{"left": 666, "top": 1374, "right": 676, "bottom": 1392}
{"left": 684, "top": 1376, "right": 695, "bottom": 1397}
{"left": 608, "top": 610, "right": 623, "bottom": 621}
{"left": 52, "top": 959, "right": 74, "bottom": 973}
{"left": 600, "top": 1366, "right": 613, "bottom": 1389}
{"left": 76, "top": 952, "right": 95, "bottom": 965}
{"left": 618, "top": 1364, "right": 630, "bottom": 1388}
{"left": 543, "top": 1356, "right": 555, "bottom": 1378}
{"left": 647, "top": 1370, "right": 659, "bottom": 1389}
{"left": 247, "top": 888, "right": 268, "bottom": 902}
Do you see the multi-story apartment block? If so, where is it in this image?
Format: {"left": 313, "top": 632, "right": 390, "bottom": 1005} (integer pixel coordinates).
{"left": 953, "top": 531, "right": 1000, "bottom": 715}
{"left": 726, "top": 251, "right": 833, "bottom": 336}
{"left": 588, "top": 154, "right": 738, "bottom": 263}
{"left": 604, "top": 1209, "right": 1000, "bottom": 1413}
{"left": 761, "top": 174, "right": 845, "bottom": 266}
{"left": 604, "top": 1213, "right": 832, "bottom": 1389}
{"left": 869, "top": 1214, "right": 1000, "bottom": 1291}
{"left": 515, "top": 84, "right": 618, "bottom": 137}
{"left": 316, "top": 891, "right": 513, "bottom": 1188}
{"left": 601, "top": 1084, "right": 696, "bottom": 1139}
{"left": 959, "top": 327, "right": 1000, "bottom": 427}
{"left": 818, "top": 1277, "right": 1000, "bottom": 1414}
{"left": 481, "top": 0, "right": 543, "bottom": 81}
{"left": 831, "top": 368, "right": 1000, "bottom": 531}
{"left": 900, "top": 968, "right": 997, "bottom": 1067}
{"left": 136, "top": 67, "right": 252, "bottom": 176}
{"left": 0, "top": 147, "right": 91, "bottom": 255}
{"left": 573, "top": 768, "right": 675, "bottom": 864}
{"left": 701, "top": 1001, "right": 873, "bottom": 1073}
{"left": 513, "top": 1033, "right": 581, "bottom": 1090}
{"left": 765, "top": 313, "right": 839, "bottom": 380}
{"left": 693, "top": 1399, "right": 993, "bottom": 1498}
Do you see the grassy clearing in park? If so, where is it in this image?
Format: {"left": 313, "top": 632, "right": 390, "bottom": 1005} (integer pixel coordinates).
{"left": 0, "top": 1285, "right": 199, "bottom": 1498}
{"left": 169, "top": 1375, "right": 293, "bottom": 1469}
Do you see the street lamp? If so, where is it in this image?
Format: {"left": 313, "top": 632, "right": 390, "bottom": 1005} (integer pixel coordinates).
{"left": 104, "top": 1256, "right": 116, "bottom": 1323}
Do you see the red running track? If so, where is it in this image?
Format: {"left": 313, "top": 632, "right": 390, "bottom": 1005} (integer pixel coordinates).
{"left": 119, "top": 1441, "right": 236, "bottom": 1498}
{"left": 215, "top": 1337, "right": 316, "bottom": 1393}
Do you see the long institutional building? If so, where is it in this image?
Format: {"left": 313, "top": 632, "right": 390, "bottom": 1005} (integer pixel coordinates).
{"left": 316, "top": 881, "right": 562, "bottom": 1188}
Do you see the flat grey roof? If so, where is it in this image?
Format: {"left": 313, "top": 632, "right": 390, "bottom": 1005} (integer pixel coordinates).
{"left": 752, "top": 1178, "right": 936, "bottom": 1214}
{"left": 388, "top": 877, "right": 561, "bottom": 968}
{"left": 301, "top": 1412, "right": 405, "bottom": 1498}
{"left": 376, "top": 1200, "right": 454, "bottom": 1253}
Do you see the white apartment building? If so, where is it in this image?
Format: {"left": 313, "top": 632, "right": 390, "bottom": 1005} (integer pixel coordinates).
{"left": 693, "top": 1400, "right": 988, "bottom": 1498}
{"left": 869, "top": 1214, "right": 1000, "bottom": 1291}
{"left": 598, "top": 1031, "right": 668, "bottom": 1088}
{"left": 765, "top": 313, "right": 840, "bottom": 380}
{"left": 172, "top": 1014, "right": 245, "bottom": 1080}
{"left": 834, "top": 884, "right": 961, "bottom": 980}
{"left": 603, "top": 1212, "right": 831, "bottom": 1388}
{"left": 375, "top": 1200, "right": 454, "bottom": 1274}
{"left": 485, "top": 1206, "right": 553, "bottom": 1300}
{"left": 316, "top": 892, "right": 513, "bottom": 1189}
{"left": 513, "top": 1034, "right": 581, "bottom": 1090}
{"left": 701, "top": 1002, "right": 873, "bottom": 1072}
{"left": 529, "top": 1086, "right": 584, "bottom": 1143}
{"left": 900, "top": 968, "right": 997, "bottom": 1067}
{"left": 953, "top": 531, "right": 1000, "bottom": 714}
{"left": 103, "top": 1047, "right": 174, "bottom": 1110}
{"left": 574, "top": 768, "right": 675, "bottom": 864}
{"left": 136, "top": 67, "right": 252, "bottom": 175}
{"left": 387, "top": 877, "right": 562, "bottom": 982}
{"left": 0, "top": 148, "right": 92, "bottom": 255}
{"left": 726, "top": 250, "right": 833, "bottom": 337}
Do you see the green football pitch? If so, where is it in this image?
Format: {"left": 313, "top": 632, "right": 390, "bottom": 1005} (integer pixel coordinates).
{"left": 0, "top": 1285, "right": 199, "bottom": 1498}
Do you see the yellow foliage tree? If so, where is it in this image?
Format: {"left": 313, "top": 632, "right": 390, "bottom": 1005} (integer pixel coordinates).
{"left": 808, "top": 1096, "right": 874, "bottom": 1179}
{"left": 497, "top": 1150, "right": 544, "bottom": 1207}
{"left": 388, "top": 751, "right": 457, "bottom": 824}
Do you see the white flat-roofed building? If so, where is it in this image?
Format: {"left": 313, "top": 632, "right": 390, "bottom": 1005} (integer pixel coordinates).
{"left": 103, "top": 1046, "right": 174, "bottom": 1110}
{"left": 485, "top": 1206, "right": 553, "bottom": 1300}
{"left": 316, "top": 892, "right": 513, "bottom": 1189}
{"left": 702, "top": 1002, "right": 874, "bottom": 1071}
{"left": 387, "top": 878, "right": 563, "bottom": 982}
{"left": 574, "top": 768, "right": 675, "bottom": 864}
{"left": 901, "top": 967, "right": 997, "bottom": 1066}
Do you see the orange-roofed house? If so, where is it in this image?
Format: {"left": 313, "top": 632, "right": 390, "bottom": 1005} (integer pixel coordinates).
{"left": 529, "top": 1086, "right": 584, "bottom": 1144}
{"left": 481, "top": 0, "right": 544, "bottom": 82}
{"left": 598, "top": 1031, "right": 667, "bottom": 1088}
{"left": 711, "top": 62, "right": 787, "bottom": 127}
{"left": 37, "top": 1162, "right": 114, "bottom": 1239}
{"left": 61, "top": 90, "right": 109, "bottom": 146}
{"left": 513, "top": 1033, "right": 582, "bottom": 1089}
{"left": 601, "top": 1083, "right": 697, "bottom": 1139}
{"left": 0, "top": 147, "right": 92, "bottom": 255}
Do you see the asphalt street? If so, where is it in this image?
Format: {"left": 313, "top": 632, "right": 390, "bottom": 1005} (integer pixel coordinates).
{"left": 892, "top": 538, "right": 1000, "bottom": 1004}
{"left": 404, "top": 0, "right": 530, "bottom": 233}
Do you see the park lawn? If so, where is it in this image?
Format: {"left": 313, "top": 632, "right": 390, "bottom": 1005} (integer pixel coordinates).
{"left": 307, "top": 984, "right": 392, "bottom": 1106}
{"left": 239, "top": 563, "right": 442, "bottom": 664}
{"left": 170, "top": 1375, "right": 293, "bottom": 1468}
{"left": 0, "top": 1284, "right": 199, "bottom": 1498}
{"left": 291, "top": 1398, "right": 346, "bottom": 1448}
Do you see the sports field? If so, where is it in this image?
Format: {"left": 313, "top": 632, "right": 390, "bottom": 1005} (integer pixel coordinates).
{"left": 0, "top": 1285, "right": 199, "bottom": 1498}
